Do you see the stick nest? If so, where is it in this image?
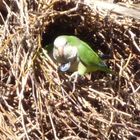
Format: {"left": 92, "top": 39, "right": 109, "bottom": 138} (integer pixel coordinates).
{"left": 0, "top": 0, "right": 140, "bottom": 139}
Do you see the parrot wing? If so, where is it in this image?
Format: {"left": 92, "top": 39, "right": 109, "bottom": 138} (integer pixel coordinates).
{"left": 77, "top": 40, "right": 112, "bottom": 73}
{"left": 78, "top": 41, "right": 104, "bottom": 66}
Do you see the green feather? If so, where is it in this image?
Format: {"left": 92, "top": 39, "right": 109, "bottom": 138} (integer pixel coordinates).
{"left": 53, "top": 35, "right": 114, "bottom": 76}
{"left": 44, "top": 44, "right": 53, "bottom": 53}
{"left": 62, "top": 35, "right": 112, "bottom": 74}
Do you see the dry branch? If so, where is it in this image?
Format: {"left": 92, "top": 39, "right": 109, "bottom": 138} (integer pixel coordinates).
{"left": 87, "top": 0, "right": 140, "bottom": 20}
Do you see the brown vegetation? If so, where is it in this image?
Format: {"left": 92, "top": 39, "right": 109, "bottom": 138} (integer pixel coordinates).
{"left": 0, "top": 0, "right": 140, "bottom": 139}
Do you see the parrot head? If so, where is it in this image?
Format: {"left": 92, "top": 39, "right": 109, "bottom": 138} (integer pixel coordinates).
{"left": 53, "top": 36, "right": 78, "bottom": 72}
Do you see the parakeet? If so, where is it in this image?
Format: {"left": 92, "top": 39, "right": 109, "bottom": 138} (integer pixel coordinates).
{"left": 53, "top": 35, "right": 112, "bottom": 77}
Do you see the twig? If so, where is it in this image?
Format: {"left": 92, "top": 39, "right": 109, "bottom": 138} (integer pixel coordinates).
{"left": 47, "top": 106, "right": 58, "bottom": 140}
{"left": 128, "top": 30, "right": 140, "bottom": 53}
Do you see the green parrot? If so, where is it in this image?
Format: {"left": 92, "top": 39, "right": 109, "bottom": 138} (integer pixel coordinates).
{"left": 53, "top": 35, "right": 112, "bottom": 78}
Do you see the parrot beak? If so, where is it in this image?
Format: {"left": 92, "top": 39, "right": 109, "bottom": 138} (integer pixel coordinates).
{"left": 58, "top": 47, "right": 64, "bottom": 58}
{"left": 58, "top": 62, "right": 71, "bottom": 72}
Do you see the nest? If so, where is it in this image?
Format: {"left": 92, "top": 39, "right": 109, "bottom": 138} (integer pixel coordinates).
{"left": 0, "top": 0, "right": 140, "bottom": 139}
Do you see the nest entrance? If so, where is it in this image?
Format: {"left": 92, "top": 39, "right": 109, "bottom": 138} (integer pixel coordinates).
{"left": 42, "top": 0, "right": 112, "bottom": 54}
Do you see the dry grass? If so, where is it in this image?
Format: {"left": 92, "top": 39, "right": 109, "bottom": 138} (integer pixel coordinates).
{"left": 0, "top": 0, "right": 140, "bottom": 139}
